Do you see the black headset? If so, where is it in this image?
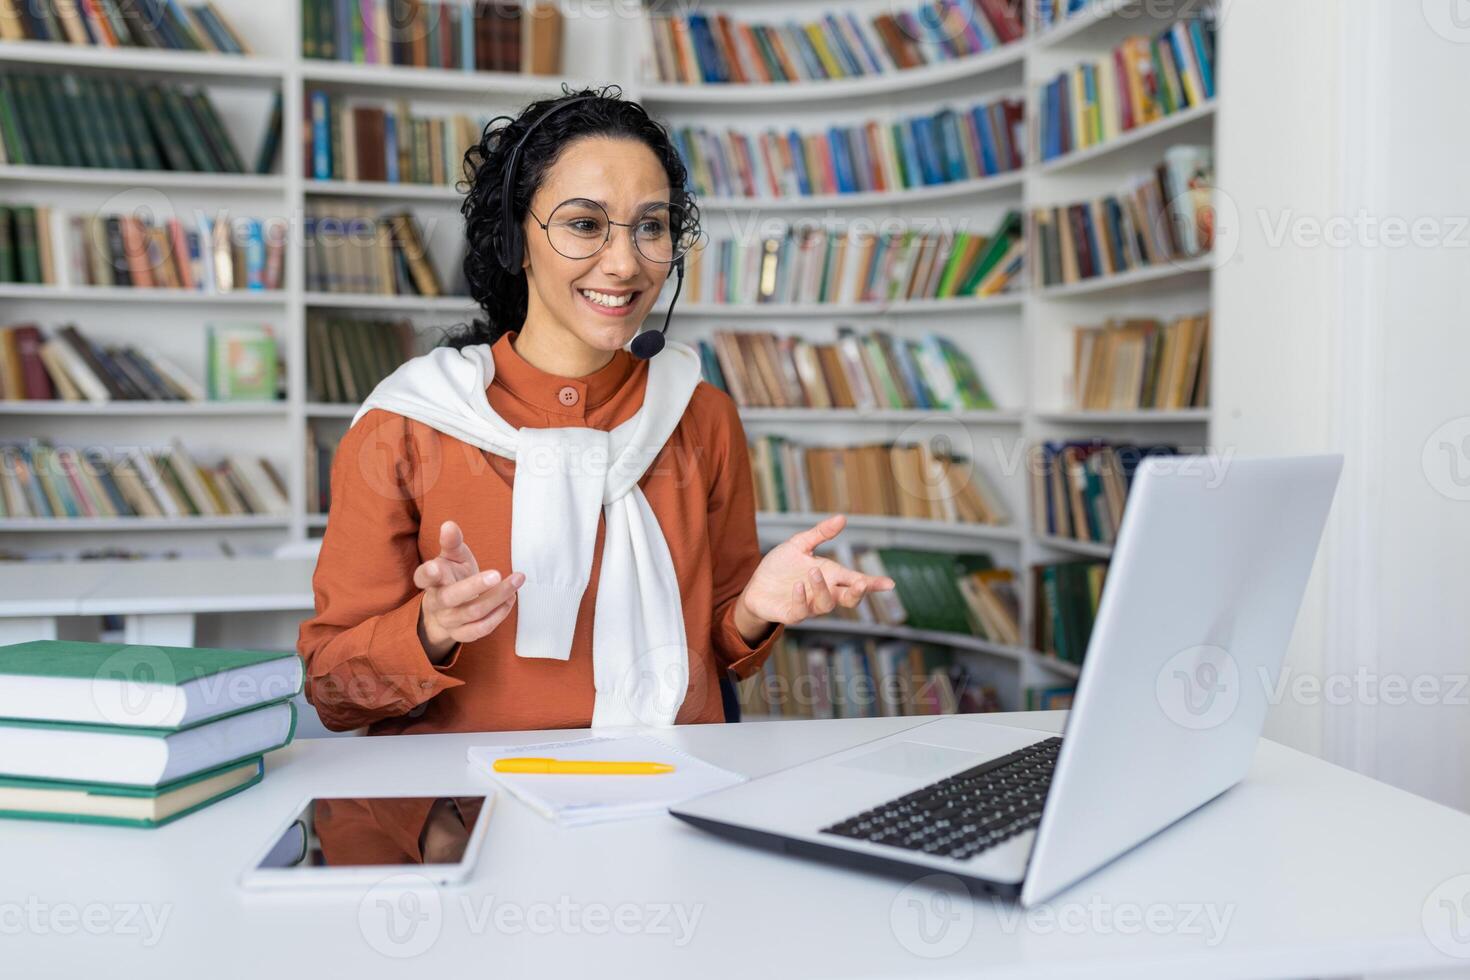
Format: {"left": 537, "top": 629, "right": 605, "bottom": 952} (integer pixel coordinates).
{"left": 493, "top": 93, "right": 686, "bottom": 361}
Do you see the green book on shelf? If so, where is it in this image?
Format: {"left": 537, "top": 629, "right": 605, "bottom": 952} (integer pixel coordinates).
{"left": 0, "top": 639, "right": 304, "bottom": 728}
{"left": 0, "top": 758, "right": 265, "bottom": 829}
{"left": 956, "top": 211, "right": 1022, "bottom": 296}
{"left": 0, "top": 701, "right": 297, "bottom": 788}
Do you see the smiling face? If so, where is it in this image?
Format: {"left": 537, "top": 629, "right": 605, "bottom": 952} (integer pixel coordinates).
{"left": 519, "top": 136, "right": 674, "bottom": 356}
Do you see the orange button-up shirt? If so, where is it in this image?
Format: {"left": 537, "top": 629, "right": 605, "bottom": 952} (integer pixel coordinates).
{"left": 297, "top": 329, "right": 784, "bottom": 734}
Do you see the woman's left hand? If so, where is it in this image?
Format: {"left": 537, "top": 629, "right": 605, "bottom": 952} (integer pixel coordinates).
{"left": 734, "top": 514, "right": 896, "bottom": 638}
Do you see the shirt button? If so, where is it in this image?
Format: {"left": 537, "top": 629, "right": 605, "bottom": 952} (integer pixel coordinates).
{"left": 558, "top": 386, "right": 580, "bottom": 407}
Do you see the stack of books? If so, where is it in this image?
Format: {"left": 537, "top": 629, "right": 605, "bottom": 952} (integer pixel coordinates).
{"left": 672, "top": 94, "right": 1024, "bottom": 201}
{"left": 1030, "top": 146, "right": 1214, "bottom": 288}
{"left": 304, "top": 92, "right": 488, "bottom": 186}
{"left": 700, "top": 328, "right": 996, "bottom": 412}
{"left": 302, "top": 0, "right": 564, "bottom": 74}
{"left": 1029, "top": 441, "right": 1179, "bottom": 545}
{"left": 0, "top": 72, "right": 257, "bottom": 173}
{"left": 306, "top": 314, "right": 417, "bottom": 403}
{"left": 0, "top": 640, "right": 302, "bottom": 827}
{"left": 0, "top": 439, "right": 290, "bottom": 520}
{"left": 1037, "top": 14, "right": 1217, "bottom": 161}
{"left": 750, "top": 435, "right": 1010, "bottom": 527}
{"left": 0, "top": 205, "right": 286, "bottom": 292}
{"left": 739, "top": 634, "right": 1003, "bottom": 719}
{"left": 1070, "top": 313, "right": 1210, "bottom": 411}
{"left": 643, "top": 0, "right": 1023, "bottom": 85}
{"left": 303, "top": 204, "right": 447, "bottom": 296}
{"left": 0, "top": 0, "right": 253, "bottom": 52}
{"left": 683, "top": 210, "right": 1022, "bottom": 305}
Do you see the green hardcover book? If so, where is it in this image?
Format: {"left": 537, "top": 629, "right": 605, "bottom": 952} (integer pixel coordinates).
{"left": 98, "top": 78, "right": 143, "bottom": 170}
{"left": 36, "top": 75, "right": 85, "bottom": 168}
{"left": 0, "top": 206, "right": 14, "bottom": 283}
{"left": 933, "top": 230, "right": 973, "bottom": 297}
{"left": 0, "top": 76, "right": 32, "bottom": 166}
{"left": 58, "top": 75, "right": 106, "bottom": 169}
{"left": 301, "top": 0, "right": 318, "bottom": 59}
{"left": 0, "top": 639, "right": 304, "bottom": 728}
{"left": 957, "top": 210, "right": 1022, "bottom": 296}
{"left": 0, "top": 703, "right": 296, "bottom": 788}
{"left": 139, "top": 84, "right": 194, "bottom": 171}
{"left": 159, "top": 86, "right": 220, "bottom": 172}
{"left": 0, "top": 757, "right": 264, "bottom": 828}
{"left": 185, "top": 91, "right": 247, "bottom": 173}
{"left": 13, "top": 206, "right": 40, "bottom": 284}
{"left": 16, "top": 75, "right": 64, "bottom": 166}
{"left": 114, "top": 80, "right": 164, "bottom": 171}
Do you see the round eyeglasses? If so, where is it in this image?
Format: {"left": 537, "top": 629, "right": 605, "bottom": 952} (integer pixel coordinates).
{"left": 527, "top": 198, "right": 694, "bottom": 264}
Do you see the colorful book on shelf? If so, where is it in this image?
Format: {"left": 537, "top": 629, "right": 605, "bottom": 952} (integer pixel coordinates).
{"left": 682, "top": 210, "right": 1022, "bottom": 305}
{"left": 206, "top": 323, "right": 279, "bottom": 400}
{"left": 0, "top": 0, "right": 253, "bottom": 52}
{"left": 0, "top": 439, "right": 290, "bottom": 519}
{"left": 0, "top": 322, "right": 209, "bottom": 402}
{"left": 0, "top": 639, "right": 304, "bottom": 727}
{"left": 699, "top": 328, "right": 995, "bottom": 412}
{"left": 673, "top": 94, "right": 1023, "bottom": 200}
{"left": 301, "top": 0, "right": 562, "bottom": 74}
{"left": 738, "top": 633, "right": 1002, "bottom": 719}
{"left": 1030, "top": 145, "right": 1213, "bottom": 288}
{"left": 1032, "top": 559, "right": 1107, "bottom": 666}
{"left": 1024, "top": 684, "right": 1077, "bottom": 711}
{"left": 1070, "top": 312, "right": 1210, "bottom": 411}
{"left": 750, "top": 435, "right": 1010, "bottom": 528}
{"left": 303, "top": 90, "right": 487, "bottom": 185}
{"left": 0, "top": 758, "right": 264, "bottom": 828}
{"left": 1028, "top": 440, "right": 1180, "bottom": 544}
{"left": 643, "top": 0, "right": 1021, "bottom": 86}
{"left": 1037, "top": 11, "right": 1217, "bottom": 161}
{"left": 303, "top": 203, "right": 447, "bottom": 296}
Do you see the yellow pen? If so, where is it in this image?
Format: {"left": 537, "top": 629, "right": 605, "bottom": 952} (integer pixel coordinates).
{"left": 492, "top": 757, "right": 675, "bottom": 775}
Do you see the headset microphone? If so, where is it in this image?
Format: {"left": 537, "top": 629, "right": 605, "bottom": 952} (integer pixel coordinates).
{"left": 630, "top": 253, "right": 683, "bottom": 361}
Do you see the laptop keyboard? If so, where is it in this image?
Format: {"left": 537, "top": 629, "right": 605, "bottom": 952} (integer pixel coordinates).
{"left": 820, "top": 737, "right": 1062, "bottom": 861}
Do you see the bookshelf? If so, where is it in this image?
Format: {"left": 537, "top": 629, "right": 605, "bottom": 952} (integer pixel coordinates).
{"left": 0, "top": 0, "right": 1218, "bottom": 711}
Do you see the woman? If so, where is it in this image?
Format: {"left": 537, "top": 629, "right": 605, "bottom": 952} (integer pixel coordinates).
{"left": 297, "top": 85, "right": 894, "bottom": 735}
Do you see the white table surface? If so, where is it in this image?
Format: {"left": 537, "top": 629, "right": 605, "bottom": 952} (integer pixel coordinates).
{"left": 5, "top": 710, "right": 1470, "bottom": 979}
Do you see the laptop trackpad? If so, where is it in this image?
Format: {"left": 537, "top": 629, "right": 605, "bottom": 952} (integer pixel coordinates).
{"left": 836, "top": 741, "right": 984, "bottom": 778}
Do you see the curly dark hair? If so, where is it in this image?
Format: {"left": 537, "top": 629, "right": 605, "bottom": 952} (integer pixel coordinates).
{"left": 441, "top": 83, "right": 701, "bottom": 350}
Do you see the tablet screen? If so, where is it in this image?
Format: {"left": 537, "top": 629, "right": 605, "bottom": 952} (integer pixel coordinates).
{"left": 255, "top": 796, "right": 491, "bottom": 870}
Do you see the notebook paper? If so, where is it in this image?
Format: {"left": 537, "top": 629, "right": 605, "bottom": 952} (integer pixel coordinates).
{"left": 466, "top": 735, "right": 745, "bottom": 827}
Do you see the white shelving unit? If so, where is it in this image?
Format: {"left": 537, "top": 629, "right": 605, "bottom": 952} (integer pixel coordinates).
{"left": 1, "top": 0, "right": 1217, "bottom": 710}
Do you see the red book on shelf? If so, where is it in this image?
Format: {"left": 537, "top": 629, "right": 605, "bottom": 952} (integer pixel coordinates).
{"left": 713, "top": 14, "right": 747, "bottom": 83}
{"left": 977, "top": 0, "right": 1024, "bottom": 44}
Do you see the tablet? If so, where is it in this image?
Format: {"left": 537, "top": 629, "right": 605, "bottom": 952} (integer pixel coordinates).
{"left": 240, "top": 793, "right": 495, "bottom": 890}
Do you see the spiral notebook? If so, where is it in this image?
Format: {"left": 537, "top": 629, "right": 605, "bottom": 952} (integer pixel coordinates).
{"left": 466, "top": 735, "right": 745, "bottom": 827}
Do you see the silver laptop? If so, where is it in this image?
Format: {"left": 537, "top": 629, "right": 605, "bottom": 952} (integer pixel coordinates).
{"left": 671, "top": 454, "right": 1342, "bottom": 907}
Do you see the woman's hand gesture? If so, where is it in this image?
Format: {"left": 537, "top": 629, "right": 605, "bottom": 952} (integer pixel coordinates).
{"left": 414, "top": 520, "right": 524, "bottom": 662}
{"left": 733, "top": 514, "right": 896, "bottom": 639}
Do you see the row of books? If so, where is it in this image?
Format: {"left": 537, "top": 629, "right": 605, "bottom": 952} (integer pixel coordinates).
{"left": 0, "top": 72, "right": 260, "bottom": 173}
{"left": 0, "top": 205, "right": 285, "bottom": 291}
{"left": 1070, "top": 313, "right": 1210, "bottom": 411}
{"left": 303, "top": 204, "right": 448, "bottom": 296}
{"left": 306, "top": 314, "right": 417, "bottom": 403}
{"left": 698, "top": 328, "right": 996, "bottom": 412}
{"left": 1029, "top": 440, "right": 1178, "bottom": 545}
{"left": 673, "top": 96, "right": 1024, "bottom": 202}
{"left": 1024, "top": 684, "right": 1075, "bottom": 710}
{"left": 643, "top": 0, "right": 1024, "bottom": 86}
{"left": 0, "top": 0, "right": 252, "bottom": 53}
{"left": 682, "top": 211, "right": 1022, "bottom": 306}
{"left": 821, "top": 544, "right": 1024, "bottom": 648}
{"left": 0, "top": 322, "right": 281, "bottom": 402}
{"left": 1037, "top": 16, "right": 1217, "bottom": 161}
{"left": 302, "top": 0, "right": 564, "bottom": 74}
{"left": 1033, "top": 559, "right": 1108, "bottom": 665}
{"left": 737, "top": 634, "right": 1002, "bottom": 719}
{"left": 750, "top": 435, "right": 1010, "bottom": 527}
{"left": 304, "top": 91, "right": 485, "bottom": 186}
{"left": 0, "top": 640, "right": 299, "bottom": 828}
{"left": 1030, "top": 145, "right": 1212, "bottom": 288}
{"left": 0, "top": 439, "right": 290, "bottom": 520}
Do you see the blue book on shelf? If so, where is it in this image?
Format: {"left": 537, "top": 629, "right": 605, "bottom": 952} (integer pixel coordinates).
{"left": 971, "top": 105, "right": 999, "bottom": 174}
{"left": 787, "top": 130, "right": 811, "bottom": 196}
{"left": 890, "top": 338, "right": 934, "bottom": 409}
{"left": 820, "top": 14, "right": 862, "bottom": 76}
{"left": 1189, "top": 19, "right": 1215, "bottom": 99}
{"left": 828, "top": 128, "right": 855, "bottom": 193}
{"left": 1104, "top": 198, "right": 1128, "bottom": 272}
{"left": 910, "top": 117, "right": 942, "bottom": 185}
{"left": 334, "top": 0, "right": 351, "bottom": 64}
{"left": 843, "top": 11, "right": 885, "bottom": 74}
{"left": 784, "top": 20, "right": 824, "bottom": 80}
{"left": 244, "top": 219, "right": 265, "bottom": 290}
{"left": 460, "top": 0, "right": 474, "bottom": 70}
{"left": 935, "top": 109, "right": 966, "bottom": 181}
{"left": 1082, "top": 63, "right": 1097, "bottom": 139}
{"left": 1080, "top": 206, "right": 1103, "bottom": 276}
{"left": 384, "top": 113, "right": 400, "bottom": 183}
{"left": 686, "top": 15, "right": 724, "bottom": 83}
{"left": 311, "top": 91, "right": 331, "bottom": 179}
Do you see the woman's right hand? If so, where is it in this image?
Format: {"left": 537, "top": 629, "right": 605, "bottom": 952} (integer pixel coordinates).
{"left": 414, "top": 520, "right": 524, "bottom": 663}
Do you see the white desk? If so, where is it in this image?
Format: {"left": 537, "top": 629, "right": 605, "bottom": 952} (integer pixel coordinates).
{"left": 0, "top": 557, "right": 316, "bottom": 645}
{"left": 5, "top": 711, "right": 1469, "bottom": 979}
